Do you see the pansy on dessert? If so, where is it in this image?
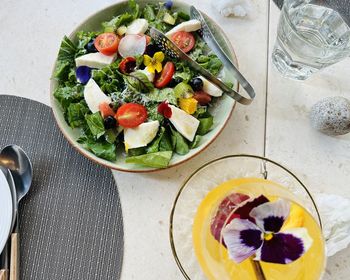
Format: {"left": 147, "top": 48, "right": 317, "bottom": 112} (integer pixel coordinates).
{"left": 213, "top": 194, "right": 313, "bottom": 264}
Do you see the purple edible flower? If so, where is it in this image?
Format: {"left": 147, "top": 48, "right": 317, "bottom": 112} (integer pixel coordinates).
{"left": 164, "top": 0, "right": 173, "bottom": 9}
{"left": 222, "top": 199, "right": 313, "bottom": 265}
{"left": 76, "top": 66, "right": 92, "bottom": 85}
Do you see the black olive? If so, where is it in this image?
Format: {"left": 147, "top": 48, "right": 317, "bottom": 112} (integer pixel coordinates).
{"left": 189, "top": 77, "right": 203, "bottom": 91}
{"left": 168, "top": 77, "right": 183, "bottom": 88}
{"left": 145, "top": 44, "right": 160, "bottom": 57}
{"left": 104, "top": 116, "right": 117, "bottom": 129}
{"left": 85, "top": 39, "right": 98, "bottom": 53}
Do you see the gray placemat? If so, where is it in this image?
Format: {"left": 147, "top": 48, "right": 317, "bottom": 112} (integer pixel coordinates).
{"left": 0, "top": 95, "right": 123, "bottom": 280}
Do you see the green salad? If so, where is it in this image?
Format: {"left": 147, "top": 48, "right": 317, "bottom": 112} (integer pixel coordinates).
{"left": 53, "top": 0, "right": 231, "bottom": 168}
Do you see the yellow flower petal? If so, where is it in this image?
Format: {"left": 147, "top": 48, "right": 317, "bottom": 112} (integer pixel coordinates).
{"left": 154, "top": 51, "right": 165, "bottom": 63}
{"left": 147, "top": 64, "right": 156, "bottom": 74}
{"left": 143, "top": 55, "right": 152, "bottom": 66}
{"left": 155, "top": 62, "right": 163, "bottom": 73}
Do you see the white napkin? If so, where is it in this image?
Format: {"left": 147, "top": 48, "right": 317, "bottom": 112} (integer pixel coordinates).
{"left": 315, "top": 193, "right": 350, "bottom": 257}
{"left": 212, "top": 0, "right": 253, "bottom": 17}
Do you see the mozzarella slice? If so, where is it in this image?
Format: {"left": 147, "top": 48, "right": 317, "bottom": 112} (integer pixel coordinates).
{"left": 166, "top": 19, "right": 201, "bottom": 37}
{"left": 169, "top": 105, "right": 200, "bottom": 142}
{"left": 84, "top": 79, "right": 111, "bottom": 113}
{"left": 75, "top": 52, "right": 117, "bottom": 69}
{"left": 126, "top": 19, "right": 149, "bottom": 35}
{"left": 124, "top": 121, "right": 160, "bottom": 149}
{"left": 137, "top": 69, "right": 155, "bottom": 82}
{"left": 200, "top": 76, "right": 223, "bottom": 97}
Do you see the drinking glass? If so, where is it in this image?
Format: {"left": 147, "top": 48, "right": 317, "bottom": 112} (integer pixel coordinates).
{"left": 272, "top": 0, "right": 350, "bottom": 80}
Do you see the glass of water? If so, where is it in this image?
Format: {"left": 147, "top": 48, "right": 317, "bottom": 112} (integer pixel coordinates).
{"left": 272, "top": 0, "right": 350, "bottom": 80}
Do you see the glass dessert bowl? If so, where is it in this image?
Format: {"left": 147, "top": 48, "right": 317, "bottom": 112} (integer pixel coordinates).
{"left": 170, "top": 155, "right": 326, "bottom": 280}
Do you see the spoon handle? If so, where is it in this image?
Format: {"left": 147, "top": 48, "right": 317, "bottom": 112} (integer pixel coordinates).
{"left": 0, "top": 269, "right": 8, "bottom": 280}
{"left": 9, "top": 233, "right": 18, "bottom": 280}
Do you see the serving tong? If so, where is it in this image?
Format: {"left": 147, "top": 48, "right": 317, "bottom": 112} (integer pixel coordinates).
{"left": 150, "top": 6, "right": 256, "bottom": 105}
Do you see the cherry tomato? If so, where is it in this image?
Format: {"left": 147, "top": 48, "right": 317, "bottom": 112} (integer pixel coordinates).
{"left": 171, "top": 31, "right": 195, "bottom": 53}
{"left": 193, "top": 91, "right": 212, "bottom": 105}
{"left": 155, "top": 62, "right": 175, "bottom": 88}
{"left": 145, "top": 35, "right": 152, "bottom": 45}
{"left": 99, "top": 102, "right": 115, "bottom": 118}
{"left": 119, "top": 57, "right": 137, "bottom": 74}
{"left": 94, "top": 33, "right": 120, "bottom": 56}
{"left": 115, "top": 103, "right": 148, "bottom": 128}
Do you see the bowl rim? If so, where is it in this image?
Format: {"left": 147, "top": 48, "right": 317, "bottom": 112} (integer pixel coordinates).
{"left": 50, "top": 0, "right": 239, "bottom": 173}
{"left": 169, "top": 154, "right": 323, "bottom": 279}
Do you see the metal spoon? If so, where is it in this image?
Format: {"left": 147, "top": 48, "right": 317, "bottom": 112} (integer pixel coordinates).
{"left": 0, "top": 145, "right": 33, "bottom": 280}
{"left": 0, "top": 166, "right": 16, "bottom": 280}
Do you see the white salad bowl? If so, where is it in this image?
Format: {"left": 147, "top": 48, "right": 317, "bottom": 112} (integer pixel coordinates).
{"left": 50, "top": 0, "right": 238, "bottom": 172}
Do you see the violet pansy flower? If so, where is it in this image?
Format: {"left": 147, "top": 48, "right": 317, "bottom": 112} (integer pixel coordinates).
{"left": 76, "top": 66, "right": 92, "bottom": 85}
{"left": 222, "top": 199, "right": 313, "bottom": 265}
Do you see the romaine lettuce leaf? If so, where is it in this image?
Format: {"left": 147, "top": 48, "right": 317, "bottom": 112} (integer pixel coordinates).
{"left": 105, "top": 128, "right": 119, "bottom": 144}
{"left": 54, "top": 85, "right": 84, "bottom": 111}
{"left": 147, "top": 88, "right": 176, "bottom": 104}
{"left": 173, "top": 61, "right": 195, "bottom": 83}
{"left": 75, "top": 31, "right": 100, "bottom": 57}
{"left": 102, "top": 13, "right": 134, "bottom": 32}
{"left": 126, "top": 151, "right": 172, "bottom": 168}
{"left": 127, "top": 147, "right": 147, "bottom": 156}
{"left": 92, "top": 62, "right": 124, "bottom": 94}
{"left": 102, "top": 0, "right": 140, "bottom": 32}
{"left": 146, "top": 126, "right": 165, "bottom": 153}
{"left": 57, "top": 36, "right": 77, "bottom": 62}
{"left": 67, "top": 101, "right": 89, "bottom": 128}
{"left": 78, "top": 135, "right": 117, "bottom": 161}
{"left": 85, "top": 112, "right": 105, "bottom": 139}
{"left": 190, "top": 135, "right": 202, "bottom": 149}
{"left": 170, "top": 127, "right": 189, "bottom": 155}
{"left": 147, "top": 103, "right": 164, "bottom": 123}
{"left": 54, "top": 60, "right": 71, "bottom": 81}
{"left": 197, "top": 114, "right": 214, "bottom": 135}
{"left": 143, "top": 4, "right": 156, "bottom": 22}
{"left": 54, "top": 36, "right": 77, "bottom": 82}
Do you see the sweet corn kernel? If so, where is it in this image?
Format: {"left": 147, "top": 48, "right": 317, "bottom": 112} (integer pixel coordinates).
{"left": 179, "top": 98, "right": 198, "bottom": 115}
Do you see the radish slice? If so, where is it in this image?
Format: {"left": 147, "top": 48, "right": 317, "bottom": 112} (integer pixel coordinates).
{"left": 118, "top": 35, "right": 147, "bottom": 58}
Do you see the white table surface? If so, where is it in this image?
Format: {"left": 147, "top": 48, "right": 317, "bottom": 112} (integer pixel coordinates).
{"left": 1, "top": 0, "right": 349, "bottom": 279}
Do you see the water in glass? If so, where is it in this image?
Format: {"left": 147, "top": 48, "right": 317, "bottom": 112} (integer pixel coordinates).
{"left": 273, "top": 0, "right": 350, "bottom": 80}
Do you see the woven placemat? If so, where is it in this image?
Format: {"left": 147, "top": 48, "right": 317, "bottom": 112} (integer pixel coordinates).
{"left": 0, "top": 95, "right": 124, "bottom": 280}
